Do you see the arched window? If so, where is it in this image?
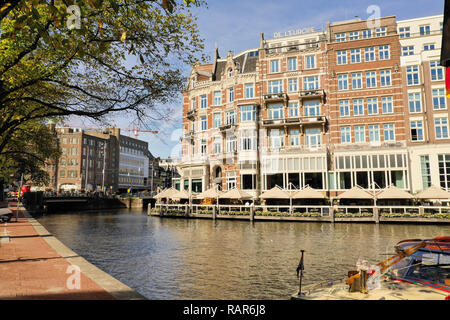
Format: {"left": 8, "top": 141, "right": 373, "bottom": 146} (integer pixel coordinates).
{"left": 228, "top": 68, "right": 233, "bottom": 77}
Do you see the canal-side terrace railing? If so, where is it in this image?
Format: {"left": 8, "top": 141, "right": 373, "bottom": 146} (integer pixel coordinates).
{"left": 151, "top": 204, "right": 450, "bottom": 223}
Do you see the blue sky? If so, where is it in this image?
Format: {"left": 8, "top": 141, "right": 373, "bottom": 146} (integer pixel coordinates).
{"left": 89, "top": 0, "right": 447, "bottom": 159}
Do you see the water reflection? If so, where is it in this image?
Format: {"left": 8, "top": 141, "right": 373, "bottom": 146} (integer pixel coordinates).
{"left": 37, "top": 210, "right": 450, "bottom": 300}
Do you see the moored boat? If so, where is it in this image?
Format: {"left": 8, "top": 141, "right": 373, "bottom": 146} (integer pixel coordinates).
{"left": 291, "top": 236, "right": 450, "bottom": 300}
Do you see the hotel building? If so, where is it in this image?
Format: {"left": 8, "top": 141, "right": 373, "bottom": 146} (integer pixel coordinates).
{"left": 178, "top": 14, "right": 448, "bottom": 198}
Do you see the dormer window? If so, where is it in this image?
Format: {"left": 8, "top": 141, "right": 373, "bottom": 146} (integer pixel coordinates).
{"left": 228, "top": 68, "right": 233, "bottom": 77}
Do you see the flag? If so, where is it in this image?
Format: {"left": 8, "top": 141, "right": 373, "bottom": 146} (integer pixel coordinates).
{"left": 447, "top": 67, "right": 450, "bottom": 98}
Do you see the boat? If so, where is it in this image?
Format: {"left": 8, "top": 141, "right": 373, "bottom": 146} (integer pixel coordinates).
{"left": 291, "top": 236, "right": 450, "bottom": 300}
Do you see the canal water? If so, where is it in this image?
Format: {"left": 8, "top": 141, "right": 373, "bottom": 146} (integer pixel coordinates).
{"left": 37, "top": 209, "right": 450, "bottom": 300}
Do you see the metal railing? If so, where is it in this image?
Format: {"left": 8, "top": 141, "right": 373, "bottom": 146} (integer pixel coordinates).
{"left": 152, "top": 204, "right": 450, "bottom": 221}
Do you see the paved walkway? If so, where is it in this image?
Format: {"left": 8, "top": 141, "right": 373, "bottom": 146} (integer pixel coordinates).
{"left": 0, "top": 202, "right": 143, "bottom": 300}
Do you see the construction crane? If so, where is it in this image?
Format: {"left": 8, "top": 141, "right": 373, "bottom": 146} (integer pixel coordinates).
{"left": 121, "top": 128, "right": 159, "bottom": 139}
{"left": 68, "top": 124, "right": 158, "bottom": 139}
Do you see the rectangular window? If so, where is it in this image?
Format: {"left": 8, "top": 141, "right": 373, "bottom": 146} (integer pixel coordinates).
{"left": 305, "top": 55, "right": 315, "bottom": 69}
{"left": 340, "top": 127, "right": 351, "bottom": 143}
{"left": 362, "top": 29, "right": 372, "bottom": 38}
{"left": 406, "top": 66, "right": 419, "bottom": 85}
{"left": 364, "top": 47, "right": 375, "bottom": 62}
{"left": 382, "top": 96, "right": 393, "bottom": 114}
{"left": 245, "top": 84, "right": 254, "bottom": 98}
{"left": 420, "top": 25, "right": 430, "bottom": 36}
{"left": 424, "top": 43, "right": 436, "bottom": 51}
{"left": 339, "top": 100, "right": 350, "bottom": 117}
{"left": 201, "top": 140, "right": 207, "bottom": 155}
{"left": 350, "top": 49, "right": 361, "bottom": 64}
{"left": 289, "top": 102, "right": 299, "bottom": 117}
{"left": 379, "top": 45, "right": 390, "bottom": 60}
{"left": 366, "top": 71, "right": 377, "bottom": 88}
{"left": 201, "top": 116, "right": 207, "bottom": 131}
{"left": 433, "top": 89, "right": 447, "bottom": 110}
{"left": 337, "top": 51, "right": 347, "bottom": 65}
{"left": 409, "top": 92, "right": 422, "bottom": 113}
{"left": 240, "top": 105, "right": 256, "bottom": 122}
{"left": 438, "top": 155, "right": 450, "bottom": 190}
{"left": 289, "top": 129, "right": 300, "bottom": 146}
{"left": 228, "top": 88, "right": 234, "bottom": 102}
{"left": 303, "top": 76, "right": 319, "bottom": 90}
{"left": 380, "top": 70, "right": 391, "bottom": 86}
{"left": 338, "top": 74, "right": 348, "bottom": 91}
{"left": 410, "top": 120, "right": 424, "bottom": 142}
{"left": 226, "top": 172, "right": 237, "bottom": 190}
{"left": 430, "top": 61, "right": 444, "bottom": 81}
{"left": 214, "top": 113, "right": 222, "bottom": 128}
{"left": 288, "top": 57, "right": 297, "bottom": 71}
{"left": 305, "top": 128, "right": 321, "bottom": 147}
{"left": 268, "top": 80, "right": 283, "bottom": 94}
{"left": 288, "top": 78, "right": 298, "bottom": 92}
{"left": 383, "top": 124, "right": 395, "bottom": 141}
{"left": 270, "top": 60, "right": 280, "bottom": 73}
{"left": 353, "top": 99, "right": 364, "bottom": 116}
{"left": 192, "top": 97, "right": 196, "bottom": 110}
{"left": 304, "top": 101, "right": 320, "bottom": 116}
{"left": 269, "top": 105, "right": 284, "bottom": 119}
{"left": 213, "top": 136, "right": 222, "bottom": 154}
{"left": 269, "top": 129, "right": 284, "bottom": 148}
{"left": 351, "top": 73, "right": 362, "bottom": 89}
{"left": 435, "top": 117, "right": 449, "bottom": 139}
{"left": 336, "top": 33, "right": 346, "bottom": 42}
{"left": 369, "top": 125, "right": 380, "bottom": 142}
{"left": 402, "top": 46, "right": 414, "bottom": 56}
{"left": 354, "top": 126, "right": 365, "bottom": 143}
{"left": 375, "top": 27, "right": 387, "bottom": 36}
{"left": 399, "top": 27, "right": 410, "bottom": 38}
{"left": 349, "top": 31, "right": 359, "bottom": 41}
{"left": 226, "top": 135, "right": 237, "bottom": 153}
{"left": 226, "top": 111, "right": 236, "bottom": 125}
{"left": 420, "top": 155, "right": 431, "bottom": 190}
{"left": 214, "top": 91, "right": 221, "bottom": 105}
{"left": 200, "top": 95, "right": 207, "bottom": 109}
{"left": 241, "top": 130, "right": 257, "bottom": 151}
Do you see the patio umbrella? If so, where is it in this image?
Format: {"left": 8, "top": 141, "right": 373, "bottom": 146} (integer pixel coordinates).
{"left": 376, "top": 185, "right": 414, "bottom": 199}
{"left": 259, "top": 186, "right": 291, "bottom": 199}
{"left": 415, "top": 185, "right": 450, "bottom": 200}
{"left": 219, "top": 188, "right": 253, "bottom": 200}
{"left": 197, "top": 187, "right": 222, "bottom": 199}
{"left": 292, "top": 186, "right": 326, "bottom": 199}
{"left": 172, "top": 189, "right": 191, "bottom": 199}
{"left": 337, "top": 186, "right": 374, "bottom": 200}
{"left": 154, "top": 188, "right": 178, "bottom": 199}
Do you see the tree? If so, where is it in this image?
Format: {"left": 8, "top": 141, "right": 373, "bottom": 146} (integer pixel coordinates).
{"left": 0, "top": 0, "right": 206, "bottom": 158}
{"left": 0, "top": 120, "right": 60, "bottom": 185}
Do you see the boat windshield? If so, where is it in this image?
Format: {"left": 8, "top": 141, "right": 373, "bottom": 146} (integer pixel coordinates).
{"left": 391, "top": 249, "right": 450, "bottom": 289}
